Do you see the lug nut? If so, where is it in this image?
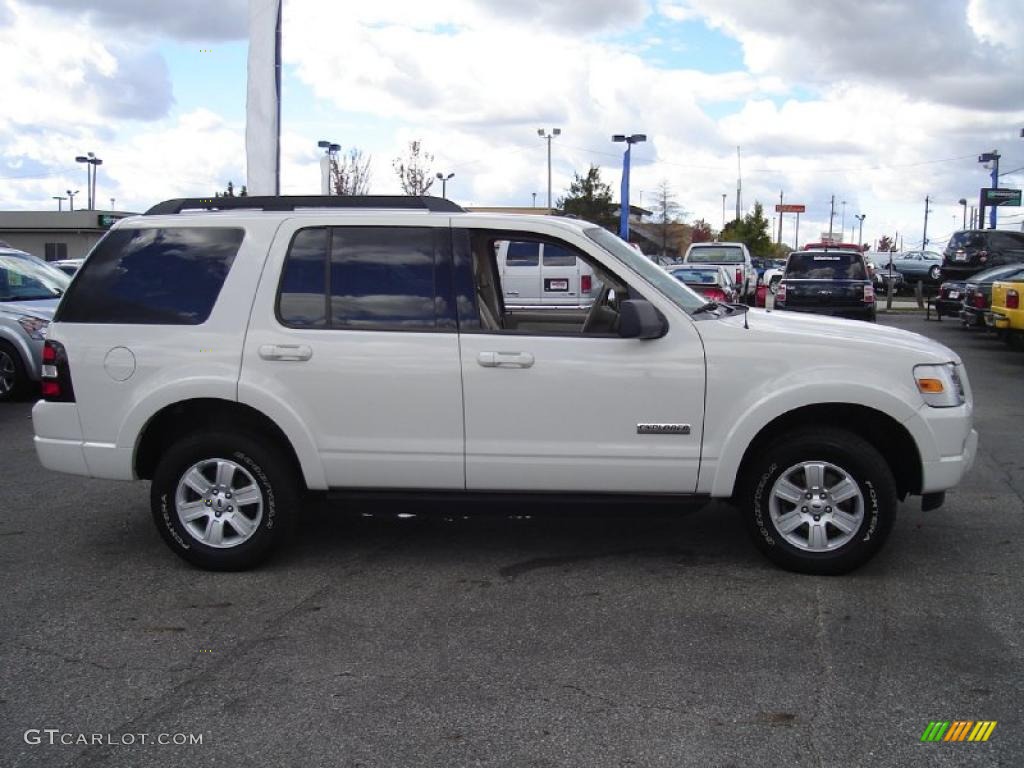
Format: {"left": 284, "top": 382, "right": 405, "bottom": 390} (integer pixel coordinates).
{"left": 801, "top": 506, "right": 808, "bottom": 513}
{"left": 227, "top": 506, "right": 233, "bottom": 512}
{"left": 225, "top": 492, "right": 232, "bottom": 499}
{"left": 805, "top": 493, "right": 812, "bottom": 499}
{"left": 205, "top": 499, "right": 211, "bottom": 506}
{"left": 813, "top": 515, "right": 821, "bottom": 521}
{"left": 826, "top": 506, "right": 832, "bottom": 513}
{"left": 819, "top": 493, "right": 827, "bottom": 499}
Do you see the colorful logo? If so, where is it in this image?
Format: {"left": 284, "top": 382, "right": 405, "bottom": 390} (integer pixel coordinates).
{"left": 921, "top": 721, "right": 997, "bottom": 742}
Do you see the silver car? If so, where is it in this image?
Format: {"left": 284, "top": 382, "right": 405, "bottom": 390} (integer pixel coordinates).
{"left": 0, "top": 250, "right": 70, "bottom": 401}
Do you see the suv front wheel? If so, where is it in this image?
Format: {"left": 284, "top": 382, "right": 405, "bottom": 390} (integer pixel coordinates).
{"left": 740, "top": 428, "right": 897, "bottom": 574}
{"left": 150, "top": 431, "right": 298, "bottom": 570}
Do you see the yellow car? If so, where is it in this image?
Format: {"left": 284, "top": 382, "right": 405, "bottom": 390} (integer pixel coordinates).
{"left": 989, "top": 278, "right": 1024, "bottom": 349}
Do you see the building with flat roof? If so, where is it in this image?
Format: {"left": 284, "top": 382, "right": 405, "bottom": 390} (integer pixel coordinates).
{"left": 0, "top": 210, "right": 135, "bottom": 261}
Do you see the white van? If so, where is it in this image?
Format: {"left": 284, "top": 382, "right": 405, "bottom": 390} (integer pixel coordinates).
{"left": 495, "top": 239, "right": 600, "bottom": 307}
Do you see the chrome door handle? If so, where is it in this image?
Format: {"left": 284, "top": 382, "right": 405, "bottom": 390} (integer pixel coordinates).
{"left": 505, "top": 290, "right": 520, "bottom": 296}
{"left": 477, "top": 351, "right": 535, "bottom": 368}
{"left": 259, "top": 344, "right": 313, "bottom": 361}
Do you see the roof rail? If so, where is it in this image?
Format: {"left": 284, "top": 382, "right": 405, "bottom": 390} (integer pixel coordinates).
{"left": 144, "top": 195, "right": 465, "bottom": 215}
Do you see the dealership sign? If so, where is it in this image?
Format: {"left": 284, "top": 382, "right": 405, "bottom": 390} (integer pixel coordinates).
{"left": 775, "top": 204, "right": 806, "bottom": 213}
{"left": 980, "top": 188, "right": 1021, "bottom": 207}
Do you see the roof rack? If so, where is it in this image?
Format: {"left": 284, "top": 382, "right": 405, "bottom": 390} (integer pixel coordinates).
{"left": 144, "top": 195, "right": 465, "bottom": 215}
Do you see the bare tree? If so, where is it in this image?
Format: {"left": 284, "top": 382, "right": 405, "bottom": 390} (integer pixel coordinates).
{"left": 652, "top": 180, "right": 681, "bottom": 258}
{"left": 331, "top": 148, "right": 372, "bottom": 196}
{"left": 393, "top": 140, "right": 435, "bottom": 195}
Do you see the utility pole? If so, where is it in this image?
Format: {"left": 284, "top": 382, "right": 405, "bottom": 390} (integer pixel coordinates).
{"left": 735, "top": 147, "right": 742, "bottom": 221}
{"left": 828, "top": 195, "right": 835, "bottom": 241}
{"left": 840, "top": 200, "right": 847, "bottom": 241}
{"left": 856, "top": 213, "right": 866, "bottom": 249}
{"left": 988, "top": 151, "right": 1000, "bottom": 229}
{"left": 922, "top": 195, "right": 932, "bottom": 250}
{"left": 721, "top": 193, "right": 726, "bottom": 229}
{"left": 794, "top": 210, "right": 800, "bottom": 250}
{"left": 777, "top": 189, "right": 784, "bottom": 246}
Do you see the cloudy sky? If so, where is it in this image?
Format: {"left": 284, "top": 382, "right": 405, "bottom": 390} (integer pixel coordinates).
{"left": 0, "top": 0, "right": 1022, "bottom": 249}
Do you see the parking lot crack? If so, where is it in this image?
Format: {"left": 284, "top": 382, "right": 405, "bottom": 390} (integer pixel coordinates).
{"left": 12, "top": 642, "right": 127, "bottom": 672}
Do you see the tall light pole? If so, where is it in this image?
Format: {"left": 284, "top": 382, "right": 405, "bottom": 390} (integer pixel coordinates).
{"left": 435, "top": 172, "right": 454, "bottom": 199}
{"left": 922, "top": 195, "right": 932, "bottom": 250}
{"left": 721, "top": 193, "right": 727, "bottom": 229}
{"left": 537, "top": 128, "right": 561, "bottom": 214}
{"left": 110, "top": 197, "right": 116, "bottom": 210}
{"left": 958, "top": 198, "right": 967, "bottom": 229}
{"left": 978, "top": 150, "right": 1000, "bottom": 228}
{"left": 855, "top": 213, "right": 866, "bottom": 249}
{"left": 840, "top": 200, "right": 847, "bottom": 241}
{"left": 75, "top": 152, "right": 102, "bottom": 209}
{"left": 66, "top": 190, "right": 78, "bottom": 212}
{"left": 612, "top": 133, "right": 647, "bottom": 240}
{"left": 52, "top": 195, "right": 66, "bottom": 211}
{"left": 531, "top": 192, "right": 537, "bottom": 208}
{"left": 828, "top": 195, "right": 835, "bottom": 241}
{"left": 317, "top": 140, "right": 340, "bottom": 194}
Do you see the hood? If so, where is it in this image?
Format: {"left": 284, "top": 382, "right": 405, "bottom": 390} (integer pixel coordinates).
{"left": 0, "top": 298, "right": 59, "bottom": 321}
{"left": 715, "top": 307, "right": 959, "bottom": 364}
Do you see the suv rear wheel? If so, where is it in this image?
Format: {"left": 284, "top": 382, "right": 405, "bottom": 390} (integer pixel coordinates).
{"left": 740, "top": 428, "right": 897, "bottom": 574}
{"left": 150, "top": 431, "right": 298, "bottom": 570}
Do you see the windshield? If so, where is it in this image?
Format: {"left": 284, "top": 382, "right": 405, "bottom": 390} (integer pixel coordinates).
{"left": 585, "top": 227, "right": 707, "bottom": 312}
{"left": 786, "top": 252, "right": 867, "bottom": 280}
{"left": 686, "top": 245, "right": 745, "bottom": 263}
{"left": 0, "top": 254, "right": 70, "bottom": 301}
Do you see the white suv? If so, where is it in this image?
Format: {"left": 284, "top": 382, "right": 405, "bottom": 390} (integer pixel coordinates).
{"left": 33, "top": 196, "right": 977, "bottom": 574}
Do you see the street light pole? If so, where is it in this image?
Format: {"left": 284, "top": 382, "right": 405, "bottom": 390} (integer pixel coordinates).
{"left": 612, "top": 133, "right": 647, "bottom": 240}
{"left": 958, "top": 198, "right": 967, "bottom": 229}
{"left": 828, "top": 195, "right": 835, "bottom": 241}
{"left": 435, "top": 172, "right": 454, "bottom": 199}
{"left": 537, "top": 128, "right": 561, "bottom": 214}
{"left": 721, "top": 193, "right": 726, "bottom": 230}
{"left": 66, "top": 190, "right": 78, "bottom": 212}
{"left": 317, "top": 140, "right": 340, "bottom": 194}
{"left": 855, "top": 214, "right": 866, "bottom": 249}
{"left": 52, "top": 196, "right": 66, "bottom": 211}
{"left": 922, "top": 195, "right": 932, "bottom": 250}
{"left": 532, "top": 192, "right": 537, "bottom": 208}
{"left": 840, "top": 200, "right": 847, "bottom": 241}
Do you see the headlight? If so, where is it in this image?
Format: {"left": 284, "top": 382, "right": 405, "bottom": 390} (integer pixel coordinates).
{"left": 16, "top": 315, "right": 50, "bottom": 341}
{"left": 914, "top": 363, "right": 965, "bottom": 408}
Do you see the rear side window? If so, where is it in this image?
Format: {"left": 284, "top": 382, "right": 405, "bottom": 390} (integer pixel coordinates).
{"left": 786, "top": 253, "right": 867, "bottom": 280}
{"left": 947, "top": 232, "right": 984, "bottom": 250}
{"left": 56, "top": 227, "right": 243, "bottom": 324}
{"left": 542, "top": 243, "right": 577, "bottom": 266}
{"left": 504, "top": 241, "right": 540, "bottom": 267}
{"left": 277, "top": 226, "right": 442, "bottom": 330}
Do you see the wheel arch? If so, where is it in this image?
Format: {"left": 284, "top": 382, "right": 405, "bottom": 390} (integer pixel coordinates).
{"left": 134, "top": 398, "right": 318, "bottom": 489}
{"left": 725, "top": 403, "right": 922, "bottom": 501}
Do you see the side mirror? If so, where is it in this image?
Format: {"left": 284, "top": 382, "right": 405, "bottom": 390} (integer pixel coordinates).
{"left": 618, "top": 299, "right": 667, "bottom": 339}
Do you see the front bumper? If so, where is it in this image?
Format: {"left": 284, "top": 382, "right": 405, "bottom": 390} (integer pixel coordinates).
{"left": 902, "top": 400, "right": 978, "bottom": 495}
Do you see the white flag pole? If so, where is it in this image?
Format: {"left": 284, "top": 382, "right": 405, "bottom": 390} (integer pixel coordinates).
{"left": 246, "top": 0, "right": 282, "bottom": 196}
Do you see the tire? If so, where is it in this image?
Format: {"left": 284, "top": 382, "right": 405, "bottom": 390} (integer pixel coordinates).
{"left": 0, "top": 340, "right": 28, "bottom": 402}
{"left": 739, "top": 428, "right": 898, "bottom": 575}
{"left": 928, "top": 265, "right": 941, "bottom": 281}
{"left": 150, "top": 431, "right": 299, "bottom": 570}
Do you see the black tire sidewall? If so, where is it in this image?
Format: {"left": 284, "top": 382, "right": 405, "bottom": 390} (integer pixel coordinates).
{"left": 744, "top": 430, "right": 897, "bottom": 574}
{"left": 0, "top": 340, "right": 28, "bottom": 402}
{"left": 150, "top": 432, "right": 297, "bottom": 570}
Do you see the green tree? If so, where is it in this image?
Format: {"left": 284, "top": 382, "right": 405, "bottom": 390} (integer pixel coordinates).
{"left": 721, "top": 201, "right": 773, "bottom": 257}
{"left": 215, "top": 180, "right": 247, "bottom": 198}
{"left": 878, "top": 235, "right": 895, "bottom": 252}
{"left": 556, "top": 165, "right": 616, "bottom": 230}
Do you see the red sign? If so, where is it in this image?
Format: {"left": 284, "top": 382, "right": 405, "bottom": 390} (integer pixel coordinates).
{"left": 775, "top": 204, "right": 806, "bottom": 213}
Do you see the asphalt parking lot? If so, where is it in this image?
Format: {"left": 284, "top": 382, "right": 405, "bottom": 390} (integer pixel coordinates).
{"left": 2, "top": 313, "right": 1022, "bottom": 768}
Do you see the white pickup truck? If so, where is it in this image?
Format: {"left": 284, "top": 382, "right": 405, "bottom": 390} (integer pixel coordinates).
{"left": 682, "top": 241, "right": 758, "bottom": 302}
{"left": 32, "top": 196, "right": 977, "bottom": 574}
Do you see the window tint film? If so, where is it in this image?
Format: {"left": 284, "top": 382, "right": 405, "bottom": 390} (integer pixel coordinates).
{"left": 56, "top": 227, "right": 242, "bottom": 324}
{"left": 329, "top": 227, "right": 437, "bottom": 329}
{"left": 542, "top": 243, "right": 577, "bottom": 266}
{"left": 278, "top": 228, "right": 328, "bottom": 328}
{"left": 504, "top": 241, "right": 540, "bottom": 267}
{"left": 786, "top": 252, "right": 867, "bottom": 280}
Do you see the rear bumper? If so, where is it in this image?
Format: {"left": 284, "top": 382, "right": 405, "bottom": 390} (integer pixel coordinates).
{"left": 32, "top": 400, "right": 134, "bottom": 480}
{"left": 776, "top": 305, "right": 875, "bottom": 320}
{"left": 933, "top": 299, "right": 962, "bottom": 315}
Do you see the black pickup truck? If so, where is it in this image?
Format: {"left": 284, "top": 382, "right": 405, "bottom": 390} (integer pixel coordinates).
{"left": 774, "top": 249, "right": 876, "bottom": 322}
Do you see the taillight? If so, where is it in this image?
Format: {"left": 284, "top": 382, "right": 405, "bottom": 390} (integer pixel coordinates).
{"left": 704, "top": 288, "right": 727, "bottom": 302}
{"left": 1009, "top": 290, "right": 1020, "bottom": 310}
{"left": 863, "top": 284, "right": 874, "bottom": 303}
{"left": 776, "top": 283, "right": 787, "bottom": 303}
{"left": 41, "top": 340, "right": 75, "bottom": 402}
{"left": 979, "top": 250, "right": 988, "bottom": 263}
{"left": 580, "top": 274, "right": 592, "bottom": 294}
{"left": 735, "top": 268, "right": 743, "bottom": 285}
{"left": 972, "top": 293, "right": 987, "bottom": 309}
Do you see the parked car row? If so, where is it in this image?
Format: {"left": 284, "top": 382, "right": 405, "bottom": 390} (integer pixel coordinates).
{"left": 930, "top": 259, "right": 1024, "bottom": 350}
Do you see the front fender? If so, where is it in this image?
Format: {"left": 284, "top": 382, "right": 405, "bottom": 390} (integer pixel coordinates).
{"left": 703, "top": 377, "right": 922, "bottom": 497}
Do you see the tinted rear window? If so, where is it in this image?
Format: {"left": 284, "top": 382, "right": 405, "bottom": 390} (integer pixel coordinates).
{"left": 277, "top": 226, "right": 441, "bottom": 330}
{"left": 946, "top": 232, "right": 985, "bottom": 250}
{"left": 56, "top": 227, "right": 243, "bottom": 324}
{"left": 687, "top": 245, "right": 744, "bottom": 263}
{"left": 786, "top": 252, "right": 867, "bottom": 280}
{"left": 670, "top": 268, "right": 720, "bottom": 284}
{"left": 542, "top": 243, "right": 577, "bottom": 266}
{"left": 504, "top": 241, "right": 539, "bottom": 267}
